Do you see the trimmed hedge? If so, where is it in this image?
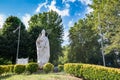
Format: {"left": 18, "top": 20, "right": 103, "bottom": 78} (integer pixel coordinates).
{"left": 14, "top": 64, "right": 26, "bottom": 74}
{"left": 26, "top": 62, "right": 38, "bottom": 73}
{"left": 9, "top": 65, "right": 14, "bottom": 72}
{"left": 43, "top": 63, "right": 54, "bottom": 73}
{"left": 58, "top": 65, "right": 64, "bottom": 72}
{"left": 0, "top": 63, "right": 39, "bottom": 75}
{"left": 0, "top": 65, "right": 14, "bottom": 74}
{"left": 0, "top": 66, "right": 4, "bottom": 75}
{"left": 64, "top": 63, "right": 120, "bottom": 80}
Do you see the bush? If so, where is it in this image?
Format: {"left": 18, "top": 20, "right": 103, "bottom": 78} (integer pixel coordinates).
{"left": 2, "top": 66, "right": 10, "bottom": 73}
{"left": 0, "top": 58, "right": 12, "bottom": 65}
{"left": 43, "top": 63, "right": 54, "bottom": 73}
{"left": 0, "top": 66, "right": 4, "bottom": 75}
{"left": 58, "top": 65, "right": 64, "bottom": 72}
{"left": 0, "top": 65, "right": 14, "bottom": 75}
{"left": 8, "top": 65, "right": 14, "bottom": 72}
{"left": 64, "top": 63, "right": 120, "bottom": 80}
{"left": 14, "top": 64, "right": 26, "bottom": 74}
{"left": 26, "top": 62, "right": 38, "bottom": 73}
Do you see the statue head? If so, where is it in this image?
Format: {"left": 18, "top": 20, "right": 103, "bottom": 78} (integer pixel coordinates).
{"left": 41, "top": 29, "right": 46, "bottom": 36}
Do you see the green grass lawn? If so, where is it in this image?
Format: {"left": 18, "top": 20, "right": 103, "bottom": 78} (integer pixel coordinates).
{"left": 0, "top": 72, "right": 82, "bottom": 80}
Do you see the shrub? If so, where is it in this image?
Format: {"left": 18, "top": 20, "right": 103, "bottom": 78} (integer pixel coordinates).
{"left": 43, "top": 63, "right": 54, "bottom": 73}
{"left": 26, "top": 62, "right": 38, "bottom": 73}
{"left": 2, "top": 66, "right": 10, "bottom": 73}
{"left": 64, "top": 63, "right": 120, "bottom": 80}
{"left": 14, "top": 64, "right": 26, "bottom": 74}
{"left": 8, "top": 65, "right": 14, "bottom": 72}
{"left": 0, "top": 65, "right": 14, "bottom": 75}
{"left": 0, "top": 66, "right": 4, "bottom": 75}
{"left": 58, "top": 65, "right": 64, "bottom": 72}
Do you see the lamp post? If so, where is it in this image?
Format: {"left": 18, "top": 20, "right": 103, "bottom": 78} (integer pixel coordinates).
{"left": 13, "top": 23, "right": 21, "bottom": 64}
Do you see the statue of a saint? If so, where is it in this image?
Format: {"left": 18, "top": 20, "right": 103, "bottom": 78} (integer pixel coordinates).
{"left": 36, "top": 29, "right": 50, "bottom": 68}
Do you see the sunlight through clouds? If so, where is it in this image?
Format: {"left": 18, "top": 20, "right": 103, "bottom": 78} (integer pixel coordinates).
{"left": 63, "top": 29, "right": 69, "bottom": 46}
{"left": 0, "top": 14, "right": 6, "bottom": 28}
{"left": 86, "top": 7, "right": 93, "bottom": 14}
{"left": 62, "top": 19, "right": 74, "bottom": 46}
{"left": 68, "top": 19, "right": 74, "bottom": 28}
{"left": 22, "top": 14, "right": 31, "bottom": 29}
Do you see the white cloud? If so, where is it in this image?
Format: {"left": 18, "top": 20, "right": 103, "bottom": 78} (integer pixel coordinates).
{"left": 48, "top": 0, "right": 69, "bottom": 17}
{"left": 75, "top": 13, "right": 81, "bottom": 16}
{"left": 62, "top": 0, "right": 76, "bottom": 3}
{"left": 63, "top": 29, "right": 69, "bottom": 41}
{"left": 86, "top": 7, "right": 93, "bottom": 14}
{"left": 62, "top": 29, "right": 69, "bottom": 46}
{"left": 22, "top": 14, "right": 31, "bottom": 29}
{"left": 62, "top": 19, "right": 74, "bottom": 46}
{"left": 68, "top": 19, "right": 74, "bottom": 27}
{"left": 62, "top": 0, "right": 65, "bottom": 3}
{"left": 65, "top": 3, "right": 70, "bottom": 8}
{"left": 0, "top": 14, "right": 6, "bottom": 28}
{"left": 68, "top": 0, "right": 76, "bottom": 3}
{"left": 79, "top": 0, "right": 92, "bottom": 5}
{"left": 35, "top": 0, "right": 48, "bottom": 13}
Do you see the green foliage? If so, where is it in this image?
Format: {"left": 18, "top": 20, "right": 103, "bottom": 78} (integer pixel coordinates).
{"left": 7, "top": 65, "right": 14, "bottom": 72}
{"left": 67, "top": 0, "right": 120, "bottom": 66}
{"left": 43, "top": 63, "right": 54, "bottom": 73}
{"left": 28, "top": 11, "right": 63, "bottom": 64}
{"left": 2, "top": 66, "right": 10, "bottom": 73}
{"left": 0, "top": 16, "right": 29, "bottom": 64}
{"left": 94, "top": 0, "right": 120, "bottom": 54}
{"left": 0, "top": 65, "right": 14, "bottom": 75}
{"left": 0, "top": 57, "right": 12, "bottom": 65}
{"left": 26, "top": 62, "right": 38, "bottom": 73}
{"left": 58, "top": 65, "right": 64, "bottom": 72}
{"left": 64, "top": 63, "right": 120, "bottom": 80}
{"left": 0, "top": 66, "right": 4, "bottom": 75}
{"left": 58, "top": 46, "right": 69, "bottom": 64}
{"left": 68, "top": 16, "right": 101, "bottom": 64}
{"left": 14, "top": 64, "right": 25, "bottom": 74}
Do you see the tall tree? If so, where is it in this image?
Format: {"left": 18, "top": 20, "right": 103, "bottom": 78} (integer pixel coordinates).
{"left": 90, "top": 0, "right": 120, "bottom": 67}
{"left": 28, "top": 11, "right": 63, "bottom": 65}
{"left": 68, "top": 14, "right": 102, "bottom": 64}
{"left": 1, "top": 16, "right": 29, "bottom": 64}
{"left": 91, "top": 0, "right": 120, "bottom": 52}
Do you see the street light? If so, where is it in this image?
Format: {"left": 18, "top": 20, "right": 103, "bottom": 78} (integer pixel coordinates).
{"left": 13, "top": 23, "right": 21, "bottom": 64}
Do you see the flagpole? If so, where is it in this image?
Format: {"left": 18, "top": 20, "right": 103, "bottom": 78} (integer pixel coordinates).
{"left": 16, "top": 23, "right": 21, "bottom": 64}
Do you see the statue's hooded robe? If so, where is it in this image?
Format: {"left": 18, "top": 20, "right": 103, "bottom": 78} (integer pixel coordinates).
{"left": 36, "top": 29, "right": 50, "bottom": 67}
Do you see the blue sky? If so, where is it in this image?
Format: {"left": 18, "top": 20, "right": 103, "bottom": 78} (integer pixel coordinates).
{"left": 0, "top": 0, "right": 93, "bottom": 46}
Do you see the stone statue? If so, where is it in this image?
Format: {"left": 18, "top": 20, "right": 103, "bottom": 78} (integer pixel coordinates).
{"left": 36, "top": 29, "right": 50, "bottom": 68}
